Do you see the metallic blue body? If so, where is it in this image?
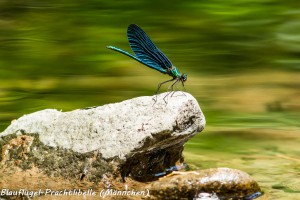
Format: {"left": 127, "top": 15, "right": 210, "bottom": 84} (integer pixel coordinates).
{"left": 107, "top": 24, "right": 184, "bottom": 79}
{"left": 107, "top": 24, "right": 187, "bottom": 101}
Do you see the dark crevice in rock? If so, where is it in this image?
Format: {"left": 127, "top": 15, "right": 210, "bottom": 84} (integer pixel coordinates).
{"left": 120, "top": 141, "right": 185, "bottom": 182}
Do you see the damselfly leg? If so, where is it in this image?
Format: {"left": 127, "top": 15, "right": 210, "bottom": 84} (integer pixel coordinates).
{"left": 170, "top": 80, "right": 187, "bottom": 97}
{"left": 163, "top": 79, "right": 187, "bottom": 103}
{"left": 153, "top": 78, "right": 175, "bottom": 103}
{"left": 163, "top": 79, "right": 180, "bottom": 103}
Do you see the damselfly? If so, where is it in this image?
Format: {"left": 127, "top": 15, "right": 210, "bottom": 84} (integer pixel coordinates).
{"left": 107, "top": 24, "right": 187, "bottom": 102}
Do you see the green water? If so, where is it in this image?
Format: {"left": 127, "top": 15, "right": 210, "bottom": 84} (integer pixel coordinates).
{"left": 185, "top": 128, "right": 300, "bottom": 200}
{"left": 1, "top": 0, "right": 300, "bottom": 199}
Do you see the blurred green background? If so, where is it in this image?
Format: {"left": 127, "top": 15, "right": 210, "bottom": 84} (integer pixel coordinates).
{"left": 0, "top": 0, "right": 299, "bottom": 199}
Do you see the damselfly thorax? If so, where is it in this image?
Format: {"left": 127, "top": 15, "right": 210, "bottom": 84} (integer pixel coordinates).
{"left": 169, "top": 66, "right": 181, "bottom": 78}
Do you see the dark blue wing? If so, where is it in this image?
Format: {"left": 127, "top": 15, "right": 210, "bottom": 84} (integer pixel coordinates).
{"left": 127, "top": 24, "right": 173, "bottom": 71}
{"left": 107, "top": 45, "right": 168, "bottom": 74}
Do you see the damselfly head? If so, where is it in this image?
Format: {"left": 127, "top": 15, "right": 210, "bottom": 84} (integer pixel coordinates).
{"left": 181, "top": 74, "right": 187, "bottom": 82}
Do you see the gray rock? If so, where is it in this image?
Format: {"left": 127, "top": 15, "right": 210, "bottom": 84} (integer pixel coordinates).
{"left": 1, "top": 92, "right": 205, "bottom": 160}
{"left": 0, "top": 92, "right": 205, "bottom": 181}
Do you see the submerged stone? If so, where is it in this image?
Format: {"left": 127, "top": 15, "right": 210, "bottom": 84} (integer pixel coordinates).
{"left": 146, "top": 168, "right": 262, "bottom": 200}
